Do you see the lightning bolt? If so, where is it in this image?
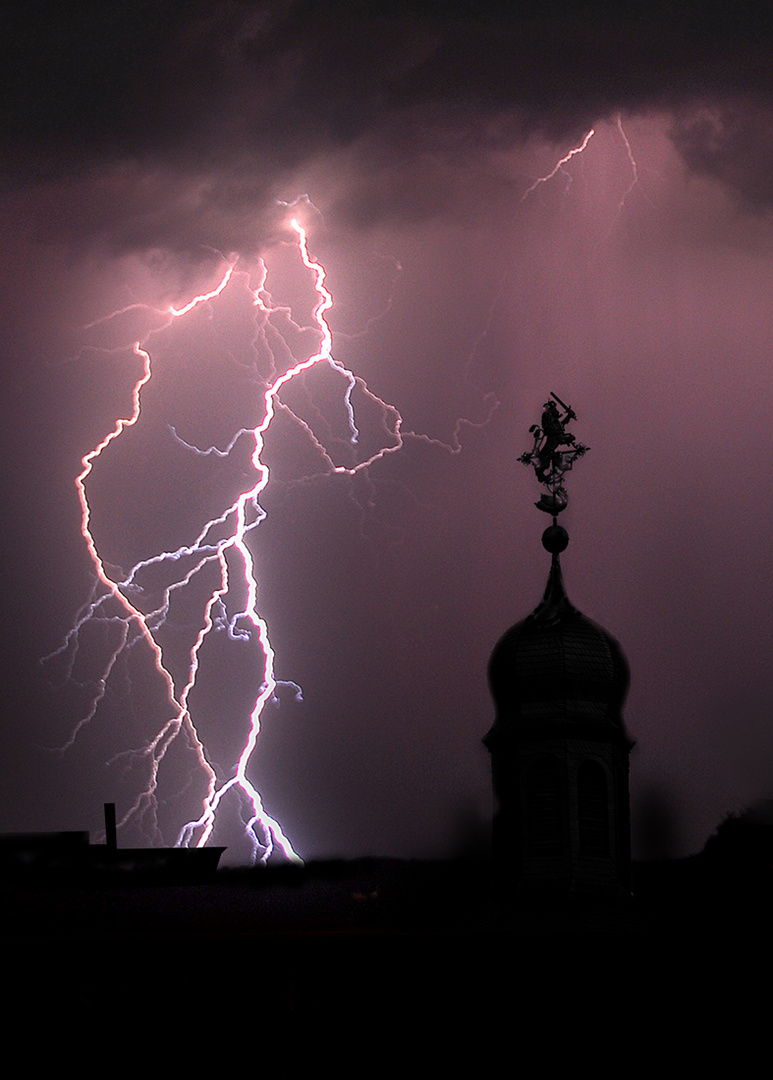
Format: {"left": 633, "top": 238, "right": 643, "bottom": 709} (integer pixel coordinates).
{"left": 48, "top": 205, "right": 496, "bottom": 864}
{"left": 520, "top": 128, "right": 596, "bottom": 201}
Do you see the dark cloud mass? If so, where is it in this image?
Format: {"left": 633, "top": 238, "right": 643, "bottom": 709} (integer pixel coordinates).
{"left": 3, "top": 2, "right": 773, "bottom": 863}
{"left": 4, "top": 1, "right": 773, "bottom": 253}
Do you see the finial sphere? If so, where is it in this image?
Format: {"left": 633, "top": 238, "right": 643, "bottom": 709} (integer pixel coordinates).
{"left": 542, "top": 524, "right": 569, "bottom": 553}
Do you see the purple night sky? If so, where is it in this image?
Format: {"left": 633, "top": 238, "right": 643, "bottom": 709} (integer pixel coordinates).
{"left": 1, "top": 2, "right": 773, "bottom": 864}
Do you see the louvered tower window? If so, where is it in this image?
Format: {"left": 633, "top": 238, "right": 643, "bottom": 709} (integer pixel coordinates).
{"left": 527, "top": 757, "right": 564, "bottom": 854}
{"left": 578, "top": 760, "right": 610, "bottom": 856}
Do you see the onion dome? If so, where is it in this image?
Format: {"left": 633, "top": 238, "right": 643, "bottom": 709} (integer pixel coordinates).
{"left": 486, "top": 526, "right": 630, "bottom": 740}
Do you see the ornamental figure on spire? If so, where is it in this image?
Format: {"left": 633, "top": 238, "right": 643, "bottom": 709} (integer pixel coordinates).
{"left": 518, "top": 392, "right": 589, "bottom": 515}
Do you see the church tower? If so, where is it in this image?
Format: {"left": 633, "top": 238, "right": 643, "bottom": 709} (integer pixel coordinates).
{"left": 484, "top": 396, "right": 633, "bottom": 930}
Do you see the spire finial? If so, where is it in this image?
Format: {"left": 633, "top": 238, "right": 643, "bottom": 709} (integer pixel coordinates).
{"left": 518, "top": 392, "right": 589, "bottom": 515}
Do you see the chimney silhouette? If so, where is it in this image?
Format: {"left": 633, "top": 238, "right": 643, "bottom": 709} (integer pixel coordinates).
{"left": 104, "top": 802, "right": 117, "bottom": 853}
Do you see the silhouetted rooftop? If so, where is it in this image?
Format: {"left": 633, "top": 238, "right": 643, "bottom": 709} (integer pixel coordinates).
{"left": 487, "top": 551, "right": 630, "bottom": 739}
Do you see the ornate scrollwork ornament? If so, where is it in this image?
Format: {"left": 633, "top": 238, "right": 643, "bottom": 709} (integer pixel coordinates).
{"left": 518, "top": 392, "right": 589, "bottom": 515}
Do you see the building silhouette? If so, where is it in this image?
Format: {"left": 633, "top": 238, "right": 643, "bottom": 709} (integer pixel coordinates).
{"left": 485, "top": 525, "right": 634, "bottom": 929}
{"left": 486, "top": 408, "right": 635, "bottom": 930}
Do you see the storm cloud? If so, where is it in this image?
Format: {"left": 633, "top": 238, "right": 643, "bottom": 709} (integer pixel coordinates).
{"left": 5, "top": 1, "right": 773, "bottom": 254}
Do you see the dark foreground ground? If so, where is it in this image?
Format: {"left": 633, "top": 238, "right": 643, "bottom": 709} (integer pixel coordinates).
{"left": 3, "top": 848, "right": 772, "bottom": 1048}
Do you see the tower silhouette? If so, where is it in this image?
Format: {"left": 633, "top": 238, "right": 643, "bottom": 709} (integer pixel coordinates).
{"left": 485, "top": 397, "right": 634, "bottom": 930}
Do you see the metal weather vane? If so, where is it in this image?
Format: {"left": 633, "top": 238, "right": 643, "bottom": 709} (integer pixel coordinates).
{"left": 518, "top": 392, "right": 589, "bottom": 515}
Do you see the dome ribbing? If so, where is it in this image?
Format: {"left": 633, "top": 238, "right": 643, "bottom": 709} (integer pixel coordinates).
{"left": 487, "top": 553, "right": 630, "bottom": 738}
